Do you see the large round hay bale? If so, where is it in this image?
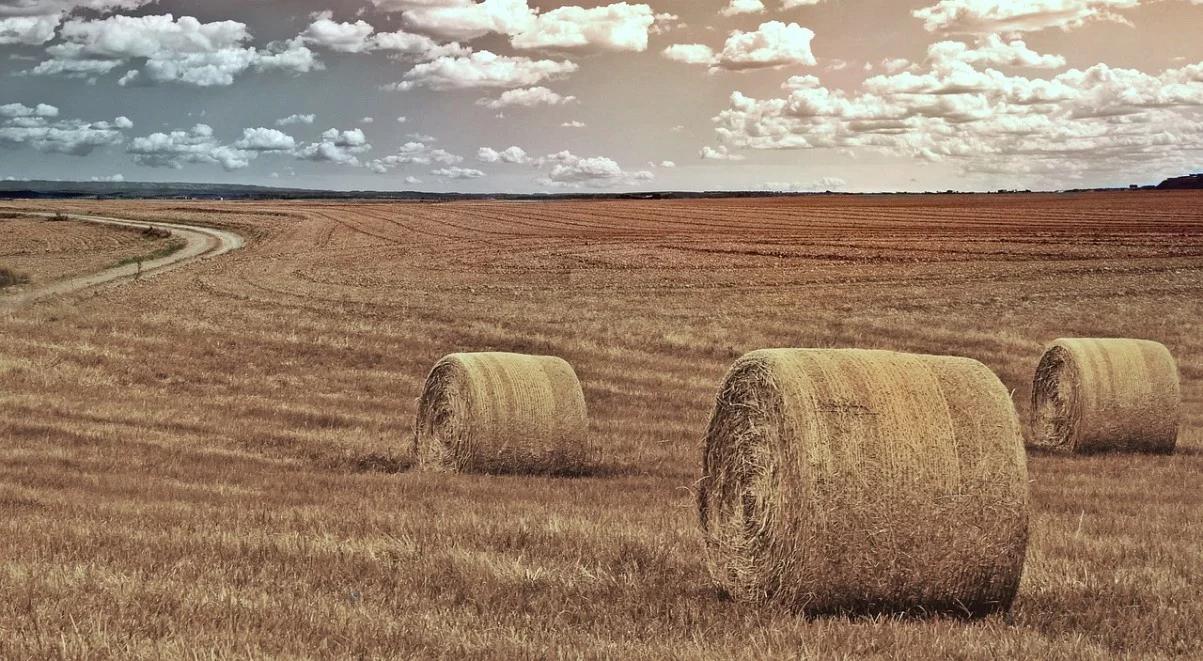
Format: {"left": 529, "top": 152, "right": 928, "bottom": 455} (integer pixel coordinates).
{"left": 698, "top": 349, "right": 1030, "bottom": 617}
{"left": 414, "top": 352, "right": 589, "bottom": 473}
{"left": 1031, "top": 338, "right": 1179, "bottom": 454}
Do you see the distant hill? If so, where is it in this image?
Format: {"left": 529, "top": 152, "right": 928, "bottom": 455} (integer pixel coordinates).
{"left": 1157, "top": 174, "right": 1203, "bottom": 190}
{"left": 0, "top": 180, "right": 848, "bottom": 202}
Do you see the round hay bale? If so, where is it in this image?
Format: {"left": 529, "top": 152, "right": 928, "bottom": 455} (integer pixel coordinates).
{"left": 414, "top": 352, "right": 589, "bottom": 473}
{"left": 698, "top": 348, "right": 1029, "bottom": 617}
{"left": 1031, "top": 338, "right": 1179, "bottom": 454}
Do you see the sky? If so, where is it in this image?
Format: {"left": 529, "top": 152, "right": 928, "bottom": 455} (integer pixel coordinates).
{"left": 1, "top": 0, "right": 1202, "bottom": 193}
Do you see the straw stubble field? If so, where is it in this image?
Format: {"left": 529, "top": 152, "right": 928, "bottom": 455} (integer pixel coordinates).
{"left": 0, "top": 192, "right": 1200, "bottom": 658}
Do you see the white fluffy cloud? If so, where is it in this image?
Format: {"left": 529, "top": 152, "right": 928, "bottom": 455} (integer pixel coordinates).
{"left": 477, "top": 145, "right": 529, "bottom": 163}
{"left": 233, "top": 127, "right": 296, "bottom": 152}
{"left": 128, "top": 124, "right": 259, "bottom": 170}
{"left": 663, "top": 21, "right": 817, "bottom": 72}
{"left": 366, "top": 141, "right": 462, "bottom": 173}
{"left": 397, "top": 50, "right": 577, "bottom": 90}
{"left": 30, "top": 13, "right": 318, "bottom": 86}
{"left": 0, "top": 0, "right": 156, "bottom": 45}
{"left": 712, "top": 53, "right": 1203, "bottom": 181}
{"left": 369, "top": 0, "right": 657, "bottom": 52}
{"left": 0, "top": 103, "right": 129, "bottom": 155}
{"left": 476, "top": 85, "right": 575, "bottom": 109}
{"left": 510, "top": 3, "right": 656, "bottom": 51}
{"left": 720, "top": 0, "right": 765, "bottom": 17}
{"left": 0, "top": 13, "right": 58, "bottom": 44}
{"left": 299, "top": 15, "right": 467, "bottom": 59}
{"left": 764, "top": 176, "right": 847, "bottom": 191}
{"left": 913, "top": 0, "right": 1141, "bottom": 34}
{"left": 295, "top": 128, "right": 371, "bottom": 166}
{"left": 927, "top": 34, "right": 1065, "bottom": 69}
{"left": 432, "top": 165, "right": 485, "bottom": 179}
{"left": 0, "top": 0, "right": 154, "bottom": 15}
{"left": 535, "top": 150, "right": 653, "bottom": 187}
{"left": 276, "top": 113, "right": 315, "bottom": 127}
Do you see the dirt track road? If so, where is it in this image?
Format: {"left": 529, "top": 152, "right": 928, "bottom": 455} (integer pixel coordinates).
{"left": 0, "top": 212, "right": 243, "bottom": 308}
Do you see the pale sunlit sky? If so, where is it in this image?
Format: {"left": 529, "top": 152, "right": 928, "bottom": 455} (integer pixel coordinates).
{"left": 2, "top": 0, "right": 1202, "bottom": 192}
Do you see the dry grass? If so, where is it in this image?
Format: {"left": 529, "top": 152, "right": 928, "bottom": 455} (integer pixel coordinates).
{"left": 0, "top": 215, "right": 179, "bottom": 284}
{"left": 0, "top": 192, "right": 1201, "bottom": 658}
{"left": 1032, "top": 338, "right": 1180, "bottom": 453}
{"left": 699, "top": 349, "right": 1028, "bottom": 617}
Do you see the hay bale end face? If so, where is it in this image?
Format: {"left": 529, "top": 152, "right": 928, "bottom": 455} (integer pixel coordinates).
{"left": 1031, "top": 338, "right": 1180, "bottom": 454}
{"left": 698, "top": 348, "right": 1030, "bottom": 617}
{"left": 414, "top": 352, "right": 589, "bottom": 474}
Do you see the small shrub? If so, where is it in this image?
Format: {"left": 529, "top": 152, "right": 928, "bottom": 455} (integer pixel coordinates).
{"left": 141, "top": 226, "right": 172, "bottom": 239}
{"left": 0, "top": 266, "right": 31, "bottom": 288}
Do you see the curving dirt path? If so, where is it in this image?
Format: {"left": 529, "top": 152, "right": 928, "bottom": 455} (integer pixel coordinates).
{"left": 0, "top": 212, "right": 244, "bottom": 309}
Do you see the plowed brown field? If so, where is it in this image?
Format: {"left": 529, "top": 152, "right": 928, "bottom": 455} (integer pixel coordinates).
{"left": 1, "top": 192, "right": 1200, "bottom": 658}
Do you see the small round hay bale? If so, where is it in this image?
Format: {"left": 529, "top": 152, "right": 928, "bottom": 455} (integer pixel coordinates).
{"left": 1031, "top": 338, "right": 1179, "bottom": 454}
{"left": 698, "top": 349, "right": 1030, "bottom": 617}
{"left": 414, "top": 352, "right": 588, "bottom": 473}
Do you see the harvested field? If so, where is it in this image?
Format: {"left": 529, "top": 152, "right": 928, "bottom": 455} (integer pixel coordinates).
{"left": 0, "top": 192, "right": 1201, "bottom": 657}
{"left": 0, "top": 214, "right": 181, "bottom": 285}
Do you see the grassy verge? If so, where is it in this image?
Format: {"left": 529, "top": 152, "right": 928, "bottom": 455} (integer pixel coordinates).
{"left": 0, "top": 265, "right": 31, "bottom": 288}
{"left": 111, "top": 236, "right": 188, "bottom": 269}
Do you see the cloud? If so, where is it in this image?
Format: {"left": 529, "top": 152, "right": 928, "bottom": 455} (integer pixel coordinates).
{"left": 383, "top": 0, "right": 536, "bottom": 43}
{"left": 927, "top": 34, "right": 1066, "bottom": 69}
{"left": 233, "top": 127, "right": 296, "bottom": 152}
{"left": 711, "top": 55, "right": 1203, "bottom": 181}
{"left": 0, "top": 102, "right": 59, "bottom": 118}
{"left": 432, "top": 165, "right": 485, "bottom": 179}
{"left": 477, "top": 145, "right": 529, "bottom": 163}
{"left": 397, "top": 50, "right": 577, "bottom": 90}
{"left": 662, "top": 21, "right": 817, "bottom": 72}
{"left": 370, "top": 0, "right": 658, "bottom": 52}
{"left": 300, "top": 17, "right": 376, "bottom": 53}
{"left": 535, "top": 150, "right": 653, "bottom": 187}
{"left": 720, "top": 0, "right": 765, "bottom": 17}
{"left": 561, "top": 120, "right": 586, "bottom": 127}
{"left": 299, "top": 16, "right": 467, "bottom": 59}
{"left": 276, "top": 113, "right": 315, "bottom": 127}
{"left": 510, "top": 2, "right": 657, "bottom": 52}
{"left": 700, "top": 145, "right": 745, "bottom": 161}
{"left": 294, "top": 127, "right": 372, "bottom": 166}
{"left": 0, "top": 105, "right": 129, "bottom": 155}
{"left": 128, "top": 124, "right": 257, "bottom": 170}
{"left": 0, "top": 0, "right": 155, "bottom": 15}
{"left": 662, "top": 43, "right": 715, "bottom": 66}
{"left": 366, "top": 141, "right": 462, "bottom": 173}
{"left": 476, "top": 85, "right": 575, "bottom": 109}
{"left": 0, "top": 14, "right": 59, "bottom": 44}
{"left": 0, "top": 0, "right": 157, "bottom": 45}
{"left": 764, "top": 176, "right": 847, "bottom": 191}
{"left": 30, "top": 13, "right": 318, "bottom": 86}
{"left": 913, "top": 0, "right": 1141, "bottom": 34}
{"left": 715, "top": 21, "right": 816, "bottom": 70}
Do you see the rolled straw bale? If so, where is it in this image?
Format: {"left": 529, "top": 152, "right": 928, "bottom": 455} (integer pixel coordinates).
{"left": 1031, "top": 338, "right": 1179, "bottom": 454}
{"left": 698, "top": 349, "right": 1030, "bottom": 617}
{"left": 414, "top": 352, "right": 588, "bottom": 473}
